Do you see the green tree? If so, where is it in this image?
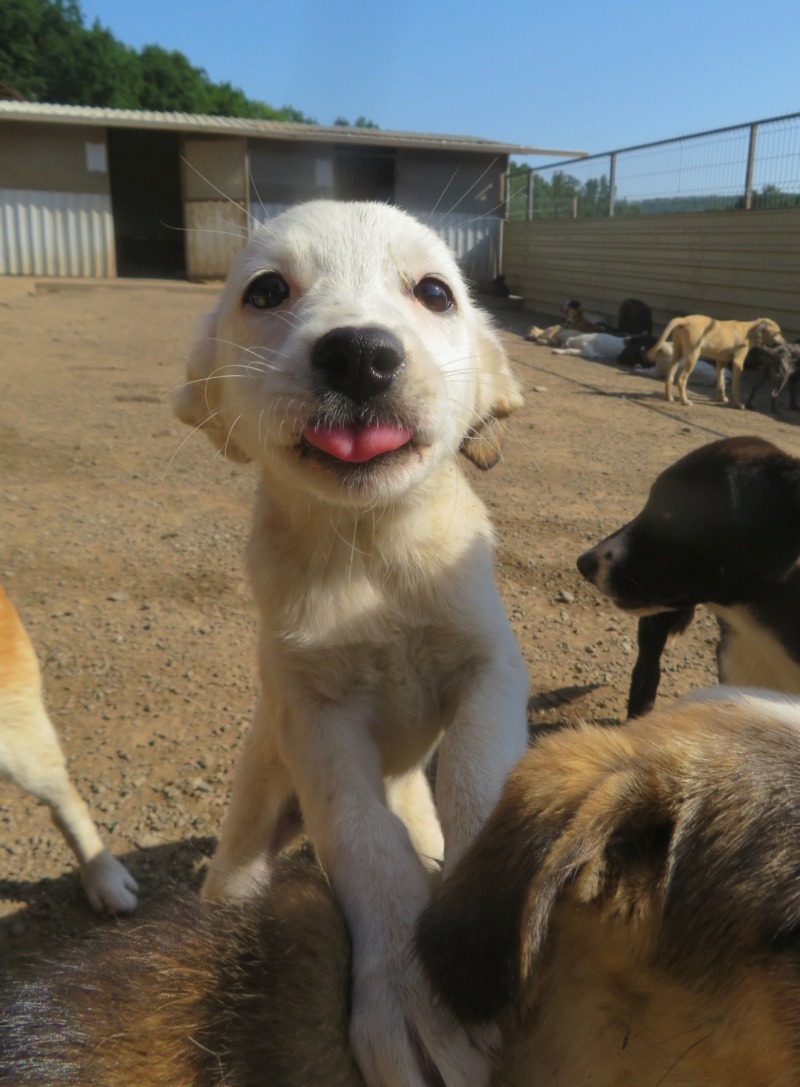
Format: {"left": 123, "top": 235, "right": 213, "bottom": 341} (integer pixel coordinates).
{"left": 0, "top": 0, "right": 319, "bottom": 122}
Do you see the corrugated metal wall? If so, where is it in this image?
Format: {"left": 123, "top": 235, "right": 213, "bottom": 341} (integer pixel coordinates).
{"left": 0, "top": 189, "right": 115, "bottom": 276}
{"left": 424, "top": 211, "right": 502, "bottom": 283}
{"left": 503, "top": 208, "right": 800, "bottom": 338}
{"left": 184, "top": 200, "right": 249, "bottom": 280}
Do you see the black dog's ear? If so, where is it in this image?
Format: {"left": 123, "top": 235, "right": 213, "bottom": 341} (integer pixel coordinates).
{"left": 416, "top": 727, "right": 676, "bottom": 1025}
{"left": 737, "top": 452, "right": 800, "bottom": 578}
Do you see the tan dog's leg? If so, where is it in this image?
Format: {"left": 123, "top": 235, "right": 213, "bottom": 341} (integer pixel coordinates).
{"left": 675, "top": 349, "right": 701, "bottom": 406}
{"left": 0, "top": 692, "right": 138, "bottom": 913}
{"left": 664, "top": 356, "right": 683, "bottom": 402}
{"left": 729, "top": 347, "right": 748, "bottom": 408}
{"left": 203, "top": 696, "right": 299, "bottom": 900}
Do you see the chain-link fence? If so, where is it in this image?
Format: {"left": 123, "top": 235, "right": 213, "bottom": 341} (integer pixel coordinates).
{"left": 509, "top": 112, "right": 800, "bottom": 220}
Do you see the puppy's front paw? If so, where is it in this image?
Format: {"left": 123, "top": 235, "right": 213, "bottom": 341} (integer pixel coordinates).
{"left": 81, "top": 850, "right": 139, "bottom": 913}
{"left": 351, "top": 957, "right": 492, "bottom": 1087}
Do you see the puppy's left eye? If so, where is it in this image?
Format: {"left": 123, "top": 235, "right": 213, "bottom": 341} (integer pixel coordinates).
{"left": 414, "top": 277, "right": 454, "bottom": 314}
{"left": 244, "top": 273, "right": 290, "bottom": 309}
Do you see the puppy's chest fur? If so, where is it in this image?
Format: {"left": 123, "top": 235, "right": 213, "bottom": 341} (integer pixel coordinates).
{"left": 247, "top": 481, "right": 501, "bottom": 764}
{"left": 712, "top": 603, "right": 800, "bottom": 693}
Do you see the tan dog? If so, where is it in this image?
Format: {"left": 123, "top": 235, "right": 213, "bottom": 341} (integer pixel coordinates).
{"left": 647, "top": 313, "right": 784, "bottom": 408}
{"left": 173, "top": 201, "right": 528, "bottom": 1087}
{"left": 0, "top": 586, "right": 138, "bottom": 913}
{"left": 5, "top": 689, "right": 800, "bottom": 1086}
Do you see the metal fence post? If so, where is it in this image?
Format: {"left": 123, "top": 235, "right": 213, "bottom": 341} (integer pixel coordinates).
{"left": 744, "top": 123, "right": 759, "bottom": 210}
{"left": 608, "top": 152, "right": 617, "bottom": 217}
{"left": 527, "top": 168, "right": 534, "bottom": 221}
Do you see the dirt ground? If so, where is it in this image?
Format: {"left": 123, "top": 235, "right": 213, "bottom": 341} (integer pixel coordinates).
{"left": 2, "top": 276, "right": 800, "bottom": 963}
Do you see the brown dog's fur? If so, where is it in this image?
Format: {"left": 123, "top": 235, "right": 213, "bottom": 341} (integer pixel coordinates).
{"left": 647, "top": 313, "right": 784, "bottom": 408}
{"left": 419, "top": 689, "right": 800, "bottom": 1085}
{"left": 5, "top": 691, "right": 800, "bottom": 1085}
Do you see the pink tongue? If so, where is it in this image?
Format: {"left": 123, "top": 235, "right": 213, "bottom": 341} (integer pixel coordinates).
{"left": 304, "top": 422, "right": 412, "bottom": 463}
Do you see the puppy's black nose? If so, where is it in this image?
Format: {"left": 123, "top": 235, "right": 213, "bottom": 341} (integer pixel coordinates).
{"left": 311, "top": 327, "right": 406, "bottom": 402}
{"left": 576, "top": 549, "right": 598, "bottom": 581}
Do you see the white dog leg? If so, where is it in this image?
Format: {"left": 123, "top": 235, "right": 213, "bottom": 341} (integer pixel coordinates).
{"left": 436, "top": 643, "right": 529, "bottom": 873}
{"left": 279, "top": 703, "right": 491, "bottom": 1087}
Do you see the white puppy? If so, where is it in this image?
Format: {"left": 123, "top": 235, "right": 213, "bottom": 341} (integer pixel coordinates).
{"left": 0, "top": 586, "right": 138, "bottom": 913}
{"left": 173, "top": 201, "right": 529, "bottom": 1087}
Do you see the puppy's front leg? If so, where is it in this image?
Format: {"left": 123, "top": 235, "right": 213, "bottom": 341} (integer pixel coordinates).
{"left": 279, "top": 702, "right": 490, "bottom": 1087}
{"left": 435, "top": 634, "right": 529, "bottom": 873}
{"left": 203, "top": 695, "right": 299, "bottom": 900}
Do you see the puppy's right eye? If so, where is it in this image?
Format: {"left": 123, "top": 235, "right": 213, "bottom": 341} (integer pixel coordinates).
{"left": 244, "top": 273, "right": 290, "bottom": 309}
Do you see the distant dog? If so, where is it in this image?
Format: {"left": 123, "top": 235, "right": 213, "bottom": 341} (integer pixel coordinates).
{"left": 745, "top": 342, "right": 800, "bottom": 413}
{"left": 614, "top": 297, "right": 653, "bottom": 336}
{"left": 550, "top": 332, "right": 628, "bottom": 360}
{"left": 418, "top": 688, "right": 800, "bottom": 1086}
{"left": 0, "top": 586, "right": 138, "bottom": 912}
{"left": 577, "top": 436, "right": 800, "bottom": 716}
{"left": 525, "top": 324, "right": 574, "bottom": 345}
{"left": 647, "top": 313, "right": 784, "bottom": 409}
{"left": 173, "top": 200, "right": 528, "bottom": 1087}
{"left": 616, "top": 332, "right": 657, "bottom": 367}
{"left": 559, "top": 299, "right": 609, "bottom": 332}
{"left": 9, "top": 692, "right": 800, "bottom": 1085}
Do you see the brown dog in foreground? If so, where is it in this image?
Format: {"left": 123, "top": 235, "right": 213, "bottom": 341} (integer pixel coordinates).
{"left": 4, "top": 688, "right": 800, "bottom": 1086}
{"left": 647, "top": 313, "right": 783, "bottom": 408}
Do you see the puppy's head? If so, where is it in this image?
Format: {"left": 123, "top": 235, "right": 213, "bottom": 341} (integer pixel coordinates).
{"left": 417, "top": 694, "right": 800, "bottom": 1081}
{"left": 173, "top": 202, "right": 522, "bottom": 506}
{"left": 576, "top": 435, "right": 800, "bottom": 612}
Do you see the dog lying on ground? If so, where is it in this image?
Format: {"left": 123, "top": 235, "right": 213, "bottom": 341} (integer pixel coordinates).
{"left": 6, "top": 689, "right": 800, "bottom": 1086}
{"left": 576, "top": 435, "right": 800, "bottom": 717}
{"left": 550, "top": 332, "right": 629, "bottom": 360}
{"left": 745, "top": 342, "right": 800, "bottom": 413}
{"left": 525, "top": 323, "right": 575, "bottom": 345}
{"left": 646, "top": 313, "right": 784, "bottom": 408}
{"left": 614, "top": 296, "right": 652, "bottom": 336}
{"left": 0, "top": 586, "right": 138, "bottom": 913}
{"left": 172, "top": 200, "right": 528, "bottom": 1087}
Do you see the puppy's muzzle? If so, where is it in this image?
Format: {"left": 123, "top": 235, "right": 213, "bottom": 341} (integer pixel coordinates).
{"left": 312, "top": 326, "right": 406, "bottom": 403}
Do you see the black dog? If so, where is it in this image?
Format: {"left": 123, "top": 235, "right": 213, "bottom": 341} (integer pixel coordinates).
{"left": 745, "top": 343, "right": 800, "bottom": 414}
{"left": 614, "top": 297, "right": 653, "bottom": 337}
{"left": 577, "top": 436, "right": 800, "bottom": 716}
{"left": 617, "top": 332, "right": 657, "bottom": 367}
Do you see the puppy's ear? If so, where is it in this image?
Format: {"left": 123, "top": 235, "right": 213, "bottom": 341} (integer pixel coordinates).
{"left": 460, "top": 323, "right": 523, "bottom": 470}
{"left": 172, "top": 306, "right": 251, "bottom": 464}
{"left": 416, "top": 727, "right": 675, "bottom": 1025}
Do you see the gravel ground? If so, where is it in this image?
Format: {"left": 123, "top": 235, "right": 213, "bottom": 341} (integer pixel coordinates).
{"left": 1, "top": 276, "right": 799, "bottom": 962}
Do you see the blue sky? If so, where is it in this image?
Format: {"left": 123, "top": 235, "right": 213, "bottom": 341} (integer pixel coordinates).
{"left": 81, "top": 0, "right": 800, "bottom": 166}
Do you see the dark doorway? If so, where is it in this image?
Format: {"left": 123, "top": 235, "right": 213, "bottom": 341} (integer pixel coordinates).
{"left": 108, "top": 129, "right": 185, "bottom": 277}
{"left": 335, "top": 147, "right": 395, "bottom": 203}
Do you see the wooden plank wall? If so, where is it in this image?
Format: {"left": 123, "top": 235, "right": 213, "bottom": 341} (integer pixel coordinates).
{"left": 503, "top": 208, "right": 800, "bottom": 338}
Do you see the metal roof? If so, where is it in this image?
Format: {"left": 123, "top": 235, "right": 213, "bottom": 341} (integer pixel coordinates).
{"left": 0, "top": 101, "right": 586, "bottom": 158}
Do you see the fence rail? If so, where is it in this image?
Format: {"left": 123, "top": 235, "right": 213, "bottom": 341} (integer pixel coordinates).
{"left": 510, "top": 112, "right": 800, "bottom": 220}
